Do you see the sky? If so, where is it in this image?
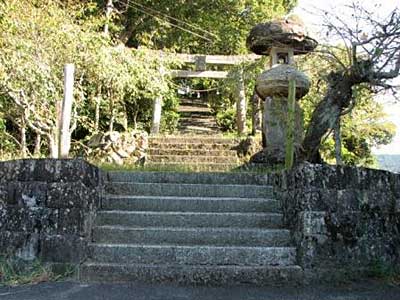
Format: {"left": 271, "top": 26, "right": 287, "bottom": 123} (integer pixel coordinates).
{"left": 293, "top": 0, "right": 400, "bottom": 155}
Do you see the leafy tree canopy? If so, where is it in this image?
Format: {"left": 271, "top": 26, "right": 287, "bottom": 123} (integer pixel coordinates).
{"left": 101, "top": 0, "right": 297, "bottom": 54}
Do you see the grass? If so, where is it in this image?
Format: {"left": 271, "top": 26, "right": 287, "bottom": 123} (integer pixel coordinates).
{"left": 0, "top": 256, "right": 73, "bottom": 286}
{"left": 366, "top": 259, "right": 400, "bottom": 283}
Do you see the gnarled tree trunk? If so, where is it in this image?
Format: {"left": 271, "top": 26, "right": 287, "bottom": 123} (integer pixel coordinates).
{"left": 300, "top": 72, "right": 353, "bottom": 163}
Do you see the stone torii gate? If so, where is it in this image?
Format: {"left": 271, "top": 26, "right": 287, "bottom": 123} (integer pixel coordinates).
{"left": 149, "top": 51, "right": 260, "bottom": 135}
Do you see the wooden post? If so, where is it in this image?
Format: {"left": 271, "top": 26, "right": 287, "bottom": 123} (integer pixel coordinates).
{"left": 59, "top": 64, "right": 75, "bottom": 158}
{"left": 236, "top": 69, "right": 247, "bottom": 135}
{"left": 285, "top": 78, "right": 296, "bottom": 169}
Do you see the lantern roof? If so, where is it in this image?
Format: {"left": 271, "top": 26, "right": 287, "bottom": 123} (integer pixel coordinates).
{"left": 247, "top": 15, "right": 318, "bottom": 55}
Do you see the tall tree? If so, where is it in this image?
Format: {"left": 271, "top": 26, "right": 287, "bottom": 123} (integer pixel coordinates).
{"left": 300, "top": 3, "right": 400, "bottom": 162}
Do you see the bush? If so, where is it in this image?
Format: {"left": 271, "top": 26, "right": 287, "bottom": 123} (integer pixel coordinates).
{"left": 216, "top": 107, "right": 236, "bottom": 132}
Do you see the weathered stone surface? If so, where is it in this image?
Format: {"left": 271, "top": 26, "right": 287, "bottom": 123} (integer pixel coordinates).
{"left": 0, "top": 159, "right": 101, "bottom": 264}
{"left": 14, "top": 182, "right": 47, "bottom": 207}
{"left": 39, "top": 234, "right": 87, "bottom": 263}
{"left": 0, "top": 160, "right": 23, "bottom": 182}
{"left": 0, "top": 231, "right": 31, "bottom": 255}
{"left": 88, "top": 130, "right": 148, "bottom": 166}
{"left": 47, "top": 182, "right": 97, "bottom": 209}
{"left": 256, "top": 64, "right": 310, "bottom": 99}
{"left": 275, "top": 163, "right": 400, "bottom": 280}
{"left": 247, "top": 15, "right": 318, "bottom": 55}
{"left": 0, "top": 184, "right": 16, "bottom": 205}
{"left": 57, "top": 208, "right": 84, "bottom": 235}
{"left": 251, "top": 95, "right": 304, "bottom": 165}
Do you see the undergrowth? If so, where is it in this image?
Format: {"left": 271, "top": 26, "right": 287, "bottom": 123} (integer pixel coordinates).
{"left": 0, "top": 256, "right": 72, "bottom": 286}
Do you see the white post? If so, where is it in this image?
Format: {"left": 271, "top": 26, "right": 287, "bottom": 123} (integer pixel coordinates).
{"left": 104, "top": 0, "right": 113, "bottom": 35}
{"left": 150, "top": 96, "right": 162, "bottom": 135}
{"left": 236, "top": 68, "right": 247, "bottom": 135}
{"left": 151, "top": 64, "right": 165, "bottom": 135}
{"left": 59, "top": 64, "right": 75, "bottom": 158}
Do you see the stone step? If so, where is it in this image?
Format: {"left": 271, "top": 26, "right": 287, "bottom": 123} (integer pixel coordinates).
{"left": 105, "top": 171, "right": 269, "bottom": 185}
{"left": 96, "top": 211, "right": 283, "bottom": 229}
{"left": 93, "top": 226, "right": 291, "bottom": 247}
{"left": 147, "top": 155, "right": 238, "bottom": 164}
{"left": 147, "top": 142, "right": 237, "bottom": 151}
{"left": 179, "top": 111, "right": 214, "bottom": 118}
{"left": 179, "top": 117, "right": 217, "bottom": 123}
{"left": 80, "top": 263, "right": 303, "bottom": 285}
{"left": 179, "top": 119, "right": 217, "bottom": 125}
{"left": 179, "top": 98, "right": 209, "bottom": 105}
{"left": 143, "top": 162, "right": 240, "bottom": 172}
{"left": 102, "top": 195, "right": 280, "bottom": 212}
{"left": 177, "top": 129, "right": 220, "bottom": 135}
{"left": 88, "top": 244, "right": 296, "bottom": 266}
{"left": 149, "top": 137, "right": 238, "bottom": 145}
{"left": 178, "top": 124, "right": 219, "bottom": 130}
{"left": 178, "top": 105, "right": 211, "bottom": 112}
{"left": 105, "top": 182, "right": 273, "bottom": 198}
{"left": 148, "top": 149, "right": 237, "bottom": 157}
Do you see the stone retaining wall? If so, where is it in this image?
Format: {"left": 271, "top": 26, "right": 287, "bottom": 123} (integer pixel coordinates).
{"left": 274, "top": 163, "right": 400, "bottom": 280}
{"left": 1, "top": 159, "right": 399, "bottom": 282}
{"left": 0, "top": 159, "right": 101, "bottom": 264}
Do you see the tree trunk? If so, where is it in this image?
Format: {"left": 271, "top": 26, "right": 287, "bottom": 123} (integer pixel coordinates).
{"left": 109, "top": 95, "right": 115, "bottom": 132}
{"left": 104, "top": 0, "right": 113, "bottom": 35}
{"left": 48, "top": 134, "right": 59, "bottom": 159}
{"left": 34, "top": 132, "right": 41, "bottom": 157}
{"left": 301, "top": 74, "right": 353, "bottom": 163}
{"left": 251, "top": 90, "right": 262, "bottom": 136}
{"left": 95, "top": 95, "right": 100, "bottom": 132}
{"left": 20, "top": 123, "right": 28, "bottom": 158}
{"left": 236, "top": 69, "right": 247, "bottom": 135}
{"left": 334, "top": 117, "right": 343, "bottom": 165}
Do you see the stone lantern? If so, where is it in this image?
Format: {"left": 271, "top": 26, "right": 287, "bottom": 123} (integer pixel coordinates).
{"left": 246, "top": 15, "right": 317, "bottom": 165}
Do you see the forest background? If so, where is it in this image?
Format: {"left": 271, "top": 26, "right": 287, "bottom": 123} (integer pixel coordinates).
{"left": 0, "top": 0, "right": 396, "bottom": 167}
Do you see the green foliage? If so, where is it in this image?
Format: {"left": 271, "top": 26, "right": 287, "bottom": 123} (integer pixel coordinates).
{"left": 216, "top": 107, "right": 236, "bottom": 132}
{"left": 108, "top": 0, "right": 297, "bottom": 54}
{"left": 0, "top": 0, "right": 179, "bottom": 158}
{"left": 366, "top": 259, "right": 399, "bottom": 280}
{"left": 0, "top": 256, "right": 71, "bottom": 286}
{"left": 160, "top": 91, "right": 180, "bottom": 134}
{"left": 210, "top": 57, "right": 269, "bottom": 133}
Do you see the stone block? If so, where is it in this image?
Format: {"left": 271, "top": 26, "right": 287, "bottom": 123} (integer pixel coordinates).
{"left": 0, "top": 206, "right": 58, "bottom": 234}
{"left": 57, "top": 208, "right": 84, "bottom": 235}
{"left": 0, "top": 160, "right": 23, "bottom": 182}
{"left": 39, "top": 234, "right": 87, "bottom": 263}
{"left": 0, "top": 231, "right": 30, "bottom": 255}
{"left": 360, "top": 189, "right": 395, "bottom": 212}
{"left": 14, "top": 182, "right": 47, "bottom": 207}
{"left": 47, "top": 182, "right": 96, "bottom": 209}
{"left": 0, "top": 184, "right": 16, "bottom": 205}
{"left": 335, "top": 189, "right": 363, "bottom": 212}
{"left": 13, "top": 159, "right": 100, "bottom": 187}
{"left": 300, "top": 211, "right": 327, "bottom": 236}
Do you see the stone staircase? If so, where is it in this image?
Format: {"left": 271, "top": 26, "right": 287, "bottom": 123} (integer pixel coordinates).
{"left": 79, "top": 172, "right": 303, "bottom": 285}
{"left": 178, "top": 98, "right": 220, "bottom": 134}
{"left": 146, "top": 136, "right": 241, "bottom": 171}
